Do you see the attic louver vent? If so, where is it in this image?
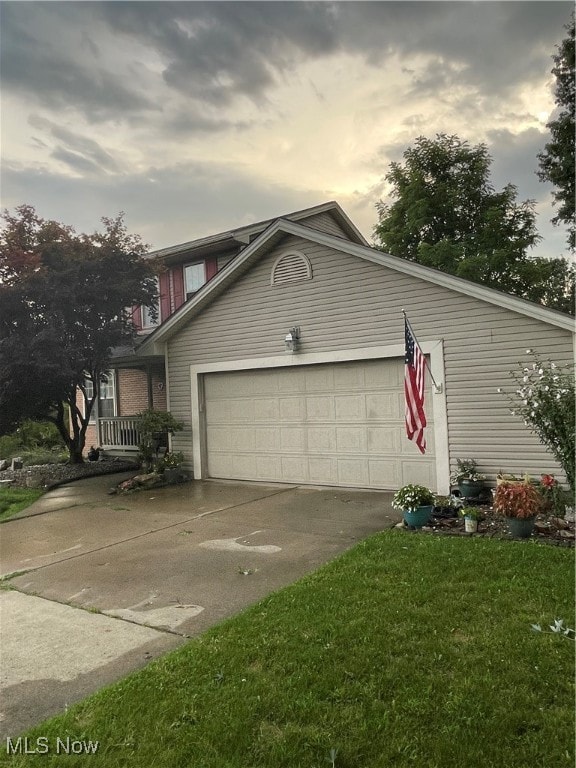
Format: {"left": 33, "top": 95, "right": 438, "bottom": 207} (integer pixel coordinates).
{"left": 271, "top": 251, "right": 312, "bottom": 286}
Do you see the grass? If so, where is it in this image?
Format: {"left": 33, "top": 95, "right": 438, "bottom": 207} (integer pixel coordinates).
{"left": 1, "top": 533, "right": 574, "bottom": 767}
{"left": 0, "top": 487, "right": 43, "bottom": 522}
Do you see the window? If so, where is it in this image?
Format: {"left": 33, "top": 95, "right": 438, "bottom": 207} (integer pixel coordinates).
{"left": 185, "top": 262, "right": 206, "bottom": 299}
{"left": 84, "top": 372, "right": 116, "bottom": 422}
{"left": 142, "top": 279, "right": 160, "bottom": 329}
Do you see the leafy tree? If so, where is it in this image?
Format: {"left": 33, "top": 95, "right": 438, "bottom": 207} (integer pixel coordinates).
{"left": 0, "top": 205, "right": 158, "bottom": 462}
{"left": 374, "top": 134, "right": 575, "bottom": 313}
{"left": 538, "top": 15, "right": 575, "bottom": 251}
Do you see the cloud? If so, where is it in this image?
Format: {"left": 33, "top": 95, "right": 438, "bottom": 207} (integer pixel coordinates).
{"left": 2, "top": 2, "right": 572, "bottom": 125}
{"left": 0, "top": 2, "right": 158, "bottom": 121}
{"left": 0, "top": 159, "right": 323, "bottom": 249}
{"left": 29, "top": 115, "right": 121, "bottom": 174}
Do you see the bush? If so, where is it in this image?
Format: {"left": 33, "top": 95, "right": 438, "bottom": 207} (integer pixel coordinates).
{"left": 21, "top": 448, "right": 68, "bottom": 466}
{"left": 0, "top": 420, "right": 65, "bottom": 462}
{"left": 501, "top": 352, "right": 575, "bottom": 493}
{"left": 0, "top": 434, "right": 21, "bottom": 460}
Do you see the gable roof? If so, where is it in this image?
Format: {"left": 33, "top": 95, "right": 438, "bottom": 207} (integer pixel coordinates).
{"left": 138, "top": 217, "right": 574, "bottom": 356}
{"left": 145, "top": 200, "right": 367, "bottom": 263}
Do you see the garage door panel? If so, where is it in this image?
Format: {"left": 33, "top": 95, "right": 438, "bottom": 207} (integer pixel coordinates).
{"left": 304, "top": 366, "right": 335, "bottom": 391}
{"left": 367, "top": 427, "right": 400, "bottom": 453}
{"left": 256, "top": 398, "right": 281, "bottom": 422}
{"left": 366, "top": 393, "right": 399, "bottom": 419}
{"left": 402, "top": 460, "right": 435, "bottom": 487}
{"left": 334, "top": 395, "right": 365, "bottom": 420}
{"left": 204, "top": 359, "right": 435, "bottom": 490}
{"left": 305, "top": 396, "right": 335, "bottom": 421}
{"left": 364, "top": 360, "right": 401, "bottom": 387}
{"left": 336, "top": 427, "right": 367, "bottom": 453}
{"left": 308, "top": 427, "right": 336, "bottom": 453}
{"left": 279, "top": 398, "right": 305, "bottom": 421}
{"left": 281, "top": 456, "right": 307, "bottom": 482}
{"left": 309, "top": 457, "right": 337, "bottom": 484}
{"left": 280, "top": 428, "right": 306, "bottom": 452}
{"left": 368, "top": 459, "right": 401, "bottom": 487}
{"left": 334, "top": 365, "right": 365, "bottom": 390}
{"left": 255, "top": 455, "right": 282, "bottom": 480}
{"left": 337, "top": 458, "right": 369, "bottom": 486}
{"left": 277, "top": 369, "right": 307, "bottom": 393}
{"left": 254, "top": 427, "right": 281, "bottom": 451}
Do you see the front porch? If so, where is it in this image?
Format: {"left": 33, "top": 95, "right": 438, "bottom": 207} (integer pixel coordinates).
{"left": 98, "top": 417, "right": 141, "bottom": 453}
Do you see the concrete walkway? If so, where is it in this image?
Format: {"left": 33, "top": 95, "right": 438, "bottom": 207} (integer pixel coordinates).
{"left": 0, "top": 472, "right": 398, "bottom": 737}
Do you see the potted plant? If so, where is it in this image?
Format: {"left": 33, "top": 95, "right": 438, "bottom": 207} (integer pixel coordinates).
{"left": 392, "top": 484, "right": 435, "bottom": 528}
{"left": 451, "top": 459, "right": 487, "bottom": 499}
{"left": 433, "top": 494, "right": 461, "bottom": 519}
{"left": 157, "top": 451, "right": 185, "bottom": 483}
{"left": 458, "top": 505, "right": 483, "bottom": 533}
{"left": 493, "top": 481, "right": 543, "bottom": 538}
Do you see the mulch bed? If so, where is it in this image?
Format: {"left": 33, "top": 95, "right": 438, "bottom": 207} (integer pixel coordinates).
{"left": 399, "top": 505, "right": 575, "bottom": 547}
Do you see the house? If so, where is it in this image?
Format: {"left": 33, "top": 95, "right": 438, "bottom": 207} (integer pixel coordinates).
{"left": 91, "top": 201, "right": 574, "bottom": 494}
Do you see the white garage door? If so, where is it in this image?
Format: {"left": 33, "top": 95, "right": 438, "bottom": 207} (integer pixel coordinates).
{"left": 204, "top": 359, "right": 435, "bottom": 490}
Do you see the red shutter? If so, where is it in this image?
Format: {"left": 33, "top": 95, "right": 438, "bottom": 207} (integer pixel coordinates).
{"left": 131, "top": 305, "right": 142, "bottom": 330}
{"left": 173, "top": 266, "right": 185, "bottom": 309}
{"left": 206, "top": 258, "right": 218, "bottom": 281}
{"left": 159, "top": 272, "right": 171, "bottom": 322}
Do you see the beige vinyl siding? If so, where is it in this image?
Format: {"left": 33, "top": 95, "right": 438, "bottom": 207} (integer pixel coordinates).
{"left": 298, "top": 212, "right": 350, "bottom": 239}
{"left": 167, "top": 234, "right": 573, "bottom": 485}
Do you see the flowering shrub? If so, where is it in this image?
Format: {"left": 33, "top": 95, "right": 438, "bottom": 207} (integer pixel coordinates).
{"left": 500, "top": 352, "right": 575, "bottom": 493}
{"left": 493, "top": 481, "right": 543, "bottom": 519}
{"left": 392, "top": 484, "right": 435, "bottom": 511}
{"left": 450, "top": 458, "right": 486, "bottom": 484}
{"left": 538, "top": 473, "right": 570, "bottom": 514}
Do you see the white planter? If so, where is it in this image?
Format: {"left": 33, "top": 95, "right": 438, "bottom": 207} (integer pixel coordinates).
{"left": 464, "top": 517, "right": 478, "bottom": 533}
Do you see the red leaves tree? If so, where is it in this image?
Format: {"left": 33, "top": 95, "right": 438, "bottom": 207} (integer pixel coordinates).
{"left": 0, "top": 205, "right": 158, "bottom": 462}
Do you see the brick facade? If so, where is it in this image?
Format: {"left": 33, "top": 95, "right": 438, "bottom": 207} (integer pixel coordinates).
{"left": 75, "top": 363, "right": 167, "bottom": 454}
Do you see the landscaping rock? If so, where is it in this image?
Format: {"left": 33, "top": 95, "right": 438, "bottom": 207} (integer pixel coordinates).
{"left": 11, "top": 458, "right": 23, "bottom": 471}
{"left": 2, "top": 458, "right": 139, "bottom": 490}
{"left": 0, "top": 459, "right": 8, "bottom": 471}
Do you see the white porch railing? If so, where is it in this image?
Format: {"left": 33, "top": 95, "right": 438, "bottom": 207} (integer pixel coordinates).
{"left": 98, "top": 417, "right": 141, "bottom": 451}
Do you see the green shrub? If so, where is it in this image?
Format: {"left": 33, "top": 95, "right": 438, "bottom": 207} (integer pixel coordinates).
{"left": 17, "top": 420, "right": 64, "bottom": 450}
{"left": 0, "top": 434, "right": 21, "bottom": 460}
{"left": 21, "top": 449, "right": 67, "bottom": 466}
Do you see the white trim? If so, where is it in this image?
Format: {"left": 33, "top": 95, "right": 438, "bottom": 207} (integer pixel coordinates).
{"left": 189, "top": 343, "right": 449, "bottom": 492}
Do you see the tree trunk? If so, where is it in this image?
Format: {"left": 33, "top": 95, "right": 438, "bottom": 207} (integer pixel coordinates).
{"left": 68, "top": 444, "right": 85, "bottom": 464}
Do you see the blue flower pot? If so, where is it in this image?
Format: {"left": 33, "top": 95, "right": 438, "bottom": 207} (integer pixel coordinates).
{"left": 457, "top": 479, "right": 486, "bottom": 499}
{"left": 403, "top": 505, "right": 433, "bottom": 528}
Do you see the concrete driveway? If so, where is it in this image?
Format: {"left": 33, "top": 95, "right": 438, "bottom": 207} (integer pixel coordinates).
{"left": 0, "top": 473, "right": 399, "bottom": 737}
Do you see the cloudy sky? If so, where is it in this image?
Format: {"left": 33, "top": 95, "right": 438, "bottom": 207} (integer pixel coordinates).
{"left": 1, "top": 1, "right": 573, "bottom": 259}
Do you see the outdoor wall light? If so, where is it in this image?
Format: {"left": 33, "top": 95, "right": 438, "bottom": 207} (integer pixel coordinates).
{"left": 285, "top": 327, "right": 301, "bottom": 353}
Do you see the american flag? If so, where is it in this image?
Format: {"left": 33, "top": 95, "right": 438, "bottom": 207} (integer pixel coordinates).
{"left": 404, "top": 317, "right": 427, "bottom": 454}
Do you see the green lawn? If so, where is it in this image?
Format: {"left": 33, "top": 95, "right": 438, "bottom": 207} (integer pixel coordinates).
{"left": 0, "top": 488, "right": 43, "bottom": 522}
{"left": 2, "top": 533, "right": 574, "bottom": 767}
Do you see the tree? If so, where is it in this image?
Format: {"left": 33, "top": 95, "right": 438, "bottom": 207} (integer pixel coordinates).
{"left": 0, "top": 205, "right": 159, "bottom": 462}
{"left": 374, "top": 134, "right": 575, "bottom": 314}
{"left": 537, "top": 15, "right": 575, "bottom": 251}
